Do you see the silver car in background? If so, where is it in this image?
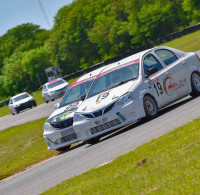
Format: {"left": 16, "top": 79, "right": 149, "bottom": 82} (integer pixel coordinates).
{"left": 9, "top": 92, "right": 37, "bottom": 115}
{"left": 42, "top": 78, "right": 69, "bottom": 103}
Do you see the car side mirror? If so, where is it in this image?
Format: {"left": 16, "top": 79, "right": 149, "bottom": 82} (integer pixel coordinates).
{"left": 54, "top": 103, "right": 60, "bottom": 109}
{"left": 146, "top": 67, "right": 158, "bottom": 78}
{"left": 81, "top": 95, "right": 86, "bottom": 101}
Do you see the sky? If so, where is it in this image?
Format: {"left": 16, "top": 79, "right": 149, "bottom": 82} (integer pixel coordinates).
{"left": 0, "top": 0, "right": 73, "bottom": 36}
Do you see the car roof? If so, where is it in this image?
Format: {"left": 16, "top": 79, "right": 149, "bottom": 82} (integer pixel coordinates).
{"left": 12, "top": 92, "right": 29, "bottom": 99}
{"left": 47, "top": 78, "right": 63, "bottom": 85}
{"left": 99, "top": 49, "right": 150, "bottom": 74}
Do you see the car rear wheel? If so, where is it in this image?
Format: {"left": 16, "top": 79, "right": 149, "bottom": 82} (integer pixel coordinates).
{"left": 143, "top": 95, "right": 158, "bottom": 119}
{"left": 56, "top": 145, "right": 71, "bottom": 152}
{"left": 190, "top": 72, "right": 200, "bottom": 97}
{"left": 85, "top": 136, "right": 100, "bottom": 145}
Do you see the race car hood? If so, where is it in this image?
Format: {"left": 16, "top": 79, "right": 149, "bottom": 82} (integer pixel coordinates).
{"left": 47, "top": 101, "right": 82, "bottom": 124}
{"left": 14, "top": 96, "right": 33, "bottom": 105}
{"left": 77, "top": 80, "right": 136, "bottom": 113}
{"left": 48, "top": 83, "right": 68, "bottom": 92}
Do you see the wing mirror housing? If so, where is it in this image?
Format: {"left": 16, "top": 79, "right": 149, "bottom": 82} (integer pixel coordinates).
{"left": 146, "top": 67, "right": 158, "bottom": 78}
{"left": 54, "top": 103, "right": 60, "bottom": 109}
{"left": 81, "top": 95, "right": 86, "bottom": 101}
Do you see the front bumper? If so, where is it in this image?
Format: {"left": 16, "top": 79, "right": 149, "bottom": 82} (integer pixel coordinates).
{"left": 15, "top": 100, "right": 35, "bottom": 111}
{"left": 49, "top": 89, "right": 66, "bottom": 100}
{"left": 73, "top": 96, "right": 145, "bottom": 141}
{"left": 43, "top": 126, "right": 79, "bottom": 150}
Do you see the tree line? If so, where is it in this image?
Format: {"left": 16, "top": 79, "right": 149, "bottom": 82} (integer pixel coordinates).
{"left": 0, "top": 0, "right": 199, "bottom": 100}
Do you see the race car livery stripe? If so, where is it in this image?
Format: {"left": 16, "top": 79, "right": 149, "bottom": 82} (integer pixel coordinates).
{"left": 96, "top": 59, "right": 139, "bottom": 79}
{"left": 47, "top": 78, "right": 60, "bottom": 84}
{"left": 69, "top": 76, "right": 96, "bottom": 89}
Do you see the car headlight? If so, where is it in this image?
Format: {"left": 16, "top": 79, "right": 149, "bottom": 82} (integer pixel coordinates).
{"left": 44, "top": 122, "right": 54, "bottom": 132}
{"left": 116, "top": 92, "right": 134, "bottom": 106}
{"left": 74, "top": 113, "right": 86, "bottom": 122}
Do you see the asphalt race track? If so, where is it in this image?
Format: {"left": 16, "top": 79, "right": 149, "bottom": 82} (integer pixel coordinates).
{"left": 1, "top": 95, "right": 200, "bottom": 195}
{"left": 0, "top": 99, "right": 60, "bottom": 132}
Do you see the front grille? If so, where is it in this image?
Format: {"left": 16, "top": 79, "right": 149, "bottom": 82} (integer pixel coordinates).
{"left": 61, "top": 133, "right": 77, "bottom": 143}
{"left": 93, "top": 110, "right": 103, "bottom": 117}
{"left": 83, "top": 102, "right": 115, "bottom": 119}
{"left": 51, "top": 117, "right": 73, "bottom": 129}
{"left": 83, "top": 114, "right": 93, "bottom": 118}
{"left": 90, "top": 118, "right": 121, "bottom": 134}
{"left": 104, "top": 103, "right": 115, "bottom": 114}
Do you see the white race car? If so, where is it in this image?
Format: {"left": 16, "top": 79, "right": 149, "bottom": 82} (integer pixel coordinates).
{"left": 43, "top": 66, "right": 107, "bottom": 151}
{"left": 42, "top": 78, "right": 69, "bottom": 103}
{"left": 73, "top": 46, "right": 200, "bottom": 144}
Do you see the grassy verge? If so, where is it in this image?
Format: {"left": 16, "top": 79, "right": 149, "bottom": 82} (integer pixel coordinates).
{"left": 163, "top": 30, "right": 200, "bottom": 52}
{"left": 0, "top": 106, "right": 10, "bottom": 118}
{"left": 32, "top": 90, "right": 44, "bottom": 105}
{"left": 42, "top": 118, "right": 200, "bottom": 195}
{"left": 0, "top": 117, "right": 57, "bottom": 180}
{"left": 68, "top": 76, "right": 80, "bottom": 84}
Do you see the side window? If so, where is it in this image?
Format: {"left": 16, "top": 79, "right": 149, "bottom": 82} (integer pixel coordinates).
{"left": 143, "top": 54, "right": 163, "bottom": 75}
{"left": 9, "top": 99, "right": 13, "bottom": 104}
{"left": 155, "top": 49, "right": 178, "bottom": 66}
{"left": 42, "top": 85, "right": 47, "bottom": 90}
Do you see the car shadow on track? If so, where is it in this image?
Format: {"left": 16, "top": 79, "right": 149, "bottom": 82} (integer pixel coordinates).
{"left": 56, "top": 142, "right": 85, "bottom": 155}
{"left": 85, "top": 95, "right": 196, "bottom": 148}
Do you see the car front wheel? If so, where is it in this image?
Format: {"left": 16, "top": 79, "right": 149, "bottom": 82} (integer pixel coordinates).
{"left": 190, "top": 72, "right": 200, "bottom": 97}
{"left": 56, "top": 145, "right": 71, "bottom": 152}
{"left": 143, "top": 95, "right": 158, "bottom": 119}
{"left": 85, "top": 136, "right": 100, "bottom": 145}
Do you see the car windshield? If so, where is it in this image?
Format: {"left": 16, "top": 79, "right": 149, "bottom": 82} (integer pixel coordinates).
{"left": 59, "top": 79, "right": 94, "bottom": 108}
{"left": 87, "top": 62, "right": 139, "bottom": 98}
{"left": 48, "top": 80, "right": 65, "bottom": 89}
{"left": 14, "top": 94, "right": 30, "bottom": 102}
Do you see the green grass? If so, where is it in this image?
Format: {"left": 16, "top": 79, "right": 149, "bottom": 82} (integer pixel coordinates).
{"left": 68, "top": 76, "right": 80, "bottom": 84}
{"left": 162, "top": 30, "right": 200, "bottom": 52}
{"left": 0, "top": 106, "right": 10, "bottom": 118}
{"left": 42, "top": 118, "right": 200, "bottom": 195}
{"left": 0, "top": 117, "right": 57, "bottom": 180}
{"left": 32, "top": 89, "right": 44, "bottom": 105}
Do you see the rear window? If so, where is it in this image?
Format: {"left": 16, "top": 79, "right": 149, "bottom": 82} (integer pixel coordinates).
{"left": 155, "top": 49, "right": 178, "bottom": 66}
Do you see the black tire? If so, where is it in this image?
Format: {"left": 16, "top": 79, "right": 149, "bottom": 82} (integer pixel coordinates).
{"left": 143, "top": 95, "right": 158, "bottom": 119}
{"left": 190, "top": 72, "right": 200, "bottom": 97}
{"left": 15, "top": 109, "right": 19, "bottom": 114}
{"left": 51, "top": 99, "right": 55, "bottom": 102}
{"left": 85, "top": 136, "right": 100, "bottom": 145}
{"left": 33, "top": 101, "right": 37, "bottom": 107}
{"left": 45, "top": 100, "right": 49, "bottom": 103}
{"left": 56, "top": 145, "right": 71, "bottom": 152}
{"left": 11, "top": 111, "right": 15, "bottom": 115}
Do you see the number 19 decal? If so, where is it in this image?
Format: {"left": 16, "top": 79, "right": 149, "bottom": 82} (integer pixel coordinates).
{"left": 154, "top": 82, "right": 163, "bottom": 96}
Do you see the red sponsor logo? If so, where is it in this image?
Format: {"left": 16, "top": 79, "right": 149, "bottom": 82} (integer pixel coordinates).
{"left": 149, "top": 78, "right": 159, "bottom": 85}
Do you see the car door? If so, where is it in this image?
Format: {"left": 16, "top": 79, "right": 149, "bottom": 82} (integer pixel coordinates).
{"left": 154, "top": 49, "right": 189, "bottom": 97}
{"left": 9, "top": 98, "right": 14, "bottom": 112}
{"left": 143, "top": 53, "right": 178, "bottom": 107}
{"left": 42, "top": 85, "right": 48, "bottom": 99}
